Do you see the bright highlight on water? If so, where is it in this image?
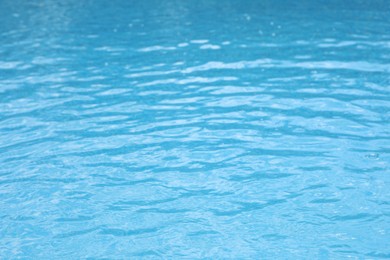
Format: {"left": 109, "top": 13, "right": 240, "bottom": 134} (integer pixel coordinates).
{"left": 0, "top": 0, "right": 389, "bottom": 258}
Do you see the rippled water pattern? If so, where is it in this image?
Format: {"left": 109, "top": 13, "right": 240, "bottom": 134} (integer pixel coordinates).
{"left": 1, "top": 0, "right": 390, "bottom": 258}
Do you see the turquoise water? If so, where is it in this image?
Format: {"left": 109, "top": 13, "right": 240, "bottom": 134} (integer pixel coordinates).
{"left": 1, "top": 0, "right": 390, "bottom": 258}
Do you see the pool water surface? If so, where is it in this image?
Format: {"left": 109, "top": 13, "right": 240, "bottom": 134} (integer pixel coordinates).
{"left": 0, "top": 0, "right": 389, "bottom": 258}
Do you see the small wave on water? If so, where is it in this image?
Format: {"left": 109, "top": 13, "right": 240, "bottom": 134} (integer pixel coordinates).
{"left": 0, "top": 0, "right": 389, "bottom": 258}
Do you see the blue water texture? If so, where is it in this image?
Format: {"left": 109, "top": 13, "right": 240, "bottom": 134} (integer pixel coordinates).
{"left": 1, "top": 0, "right": 390, "bottom": 258}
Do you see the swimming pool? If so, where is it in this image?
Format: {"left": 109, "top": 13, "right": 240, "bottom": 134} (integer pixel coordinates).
{"left": 0, "top": 0, "right": 389, "bottom": 258}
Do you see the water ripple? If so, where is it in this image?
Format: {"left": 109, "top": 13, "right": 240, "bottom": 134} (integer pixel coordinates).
{"left": 1, "top": 0, "right": 389, "bottom": 258}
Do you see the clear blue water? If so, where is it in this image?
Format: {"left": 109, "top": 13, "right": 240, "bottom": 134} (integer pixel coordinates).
{"left": 1, "top": 0, "right": 390, "bottom": 258}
